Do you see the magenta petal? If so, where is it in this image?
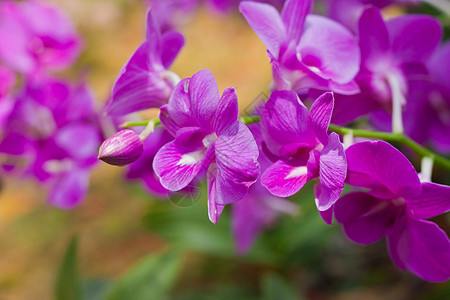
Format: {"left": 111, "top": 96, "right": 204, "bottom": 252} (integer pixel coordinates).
{"left": 239, "top": 1, "right": 286, "bottom": 56}
{"left": 281, "top": 0, "right": 312, "bottom": 43}
{"left": 214, "top": 87, "right": 239, "bottom": 135}
{"left": 334, "top": 192, "right": 398, "bottom": 245}
{"left": 166, "top": 78, "right": 196, "bottom": 128}
{"left": 387, "top": 15, "right": 442, "bottom": 63}
{"left": 308, "top": 92, "right": 334, "bottom": 144}
{"left": 160, "top": 30, "right": 185, "bottom": 68}
{"left": 189, "top": 69, "right": 220, "bottom": 129}
{"left": 261, "top": 159, "right": 308, "bottom": 197}
{"left": 215, "top": 121, "right": 260, "bottom": 204}
{"left": 345, "top": 141, "right": 422, "bottom": 198}
{"left": 207, "top": 164, "right": 224, "bottom": 224}
{"left": 153, "top": 129, "right": 207, "bottom": 191}
{"left": 145, "top": 10, "right": 162, "bottom": 56}
{"left": 358, "top": 7, "right": 390, "bottom": 71}
{"left": 55, "top": 123, "right": 100, "bottom": 162}
{"left": 49, "top": 169, "right": 89, "bottom": 209}
{"left": 317, "top": 132, "right": 346, "bottom": 211}
{"left": 387, "top": 216, "right": 450, "bottom": 282}
{"left": 261, "top": 90, "right": 314, "bottom": 156}
{"left": 407, "top": 182, "right": 450, "bottom": 220}
{"left": 107, "top": 42, "right": 169, "bottom": 116}
{"left": 299, "top": 15, "right": 360, "bottom": 85}
{"left": 159, "top": 105, "right": 179, "bottom": 136}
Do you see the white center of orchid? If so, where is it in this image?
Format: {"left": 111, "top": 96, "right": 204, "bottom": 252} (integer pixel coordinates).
{"left": 202, "top": 133, "right": 217, "bottom": 148}
{"left": 285, "top": 166, "right": 308, "bottom": 179}
{"left": 177, "top": 149, "right": 206, "bottom": 166}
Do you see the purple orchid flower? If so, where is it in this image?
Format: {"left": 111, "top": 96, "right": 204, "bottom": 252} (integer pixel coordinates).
{"left": 0, "top": 0, "right": 81, "bottom": 74}
{"left": 232, "top": 123, "right": 298, "bottom": 254}
{"left": 153, "top": 69, "right": 260, "bottom": 223}
{"left": 260, "top": 90, "right": 347, "bottom": 213}
{"left": 126, "top": 127, "right": 174, "bottom": 197}
{"left": 0, "top": 76, "right": 101, "bottom": 208}
{"left": 105, "top": 10, "right": 185, "bottom": 116}
{"left": 239, "top": 0, "right": 361, "bottom": 94}
{"left": 334, "top": 140, "right": 450, "bottom": 282}
{"left": 331, "top": 7, "right": 442, "bottom": 127}
{"left": 383, "top": 42, "right": 450, "bottom": 155}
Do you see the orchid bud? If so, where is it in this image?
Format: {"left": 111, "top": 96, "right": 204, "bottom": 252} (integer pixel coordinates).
{"left": 98, "top": 130, "right": 143, "bottom": 166}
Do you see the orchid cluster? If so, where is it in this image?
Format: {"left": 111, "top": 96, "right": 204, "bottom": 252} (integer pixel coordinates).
{"left": 98, "top": 0, "right": 450, "bottom": 282}
{"left": 0, "top": 0, "right": 102, "bottom": 208}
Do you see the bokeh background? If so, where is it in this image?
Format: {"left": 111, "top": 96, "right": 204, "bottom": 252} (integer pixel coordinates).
{"left": 0, "top": 0, "right": 449, "bottom": 299}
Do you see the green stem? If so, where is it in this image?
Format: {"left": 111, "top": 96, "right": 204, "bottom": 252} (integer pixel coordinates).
{"left": 120, "top": 119, "right": 160, "bottom": 129}
{"left": 239, "top": 115, "right": 260, "bottom": 124}
{"left": 328, "top": 124, "right": 450, "bottom": 171}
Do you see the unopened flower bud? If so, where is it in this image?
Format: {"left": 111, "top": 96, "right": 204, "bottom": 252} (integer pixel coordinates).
{"left": 98, "top": 130, "right": 143, "bottom": 166}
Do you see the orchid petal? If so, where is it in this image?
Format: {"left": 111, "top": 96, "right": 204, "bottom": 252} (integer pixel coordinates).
{"left": 161, "top": 30, "right": 185, "bottom": 69}
{"left": 261, "top": 90, "right": 314, "bottom": 156}
{"left": 215, "top": 121, "right": 260, "bottom": 204}
{"left": 407, "top": 182, "right": 450, "bottom": 220}
{"left": 49, "top": 169, "right": 89, "bottom": 209}
{"left": 387, "top": 216, "right": 450, "bottom": 282}
{"left": 317, "top": 132, "right": 346, "bottom": 211}
{"left": 309, "top": 92, "right": 334, "bottom": 144}
{"left": 107, "top": 42, "right": 169, "bottom": 116}
{"left": 261, "top": 159, "right": 308, "bottom": 197}
{"left": 239, "top": 1, "right": 286, "bottom": 57}
{"left": 153, "top": 128, "right": 207, "bottom": 191}
{"left": 281, "top": 0, "right": 312, "bottom": 44}
{"left": 214, "top": 87, "right": 239, "bottom": 135}
{"left": 358, "top": 7, "right": 390, "bottom": 71}
{"left": 335, "top": 192, "right": 398, "bottom": 245}
{"left": 299, "top": 15, "right": 360, "bottom": 84}
{"left": 189, "top": 69, "right": 220, "bottom": 130}
{"left": 207, "top": 164, "right": 224, "bottom": 224}
{"left": 387, "top": 15, "right": 442, "bottom": 63}
{"left": 345, "top": 140, "right": 422, "bottom": 198}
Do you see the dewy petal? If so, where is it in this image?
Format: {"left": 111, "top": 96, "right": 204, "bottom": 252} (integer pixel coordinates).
{"left": 239, "top": 1, "right": 287, "bottom": 57}
{"left": 188, "top": 69, "right": 220, "bottom": 129}
{"left": 214, "top": 121, "right": 260, "bottom": 205}
{"left": 387, "top": 14, "right": 442, "bottom": 63}
{"left": 49, "top": 169, "right": 89, "bottom": 209}
{"left": 407, "top": 182, "right": 450, "bottom": 220}
{"left": 387, "top": 216, "right": 450, "bottom": 282}
{"left": 317, "top": 132, "right": 346, "bottom": 211}
{"left": 261, "top": 159, "right": 308, "bottom": 197}
{"left": 346, "top": 140, "right": 422, "bottom": 198}
{"left": 214, "top": 87, "right": 239, "bottom": 135}
{"left": 153, "top": 128, "right": 208, "bottom": 191}
{"left": 358, "top": 7, "right": 391, "bottom": 71}
{"left": 308, "top": 92, "right": 334, "bottom": 145}
{"left": 334, "top": 192, "right": 398, "bottom": 245}
{"left": 207, "top": 164, "right": 224, "bottom": 224}
{"left": 160, "top": 30, "right": 185, "bottom": 69}
{"left": 281, "top": 0, "right": 312, "bottom": 44}
{"left": 261, "top": 90, "right": 315, "bottom": 156}
{"left": 299, "top": 15, "right": 360, "bottom": 84}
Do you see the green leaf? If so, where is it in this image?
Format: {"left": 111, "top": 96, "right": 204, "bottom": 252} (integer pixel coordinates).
{"left": 54, "top": 236, "right": 83, "bottom": 300}
{"left": 105, "top": 250, "right": 183, "bottom": 300}
{"left": 261, "top": 273, "right": 301, "bottom": 300}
